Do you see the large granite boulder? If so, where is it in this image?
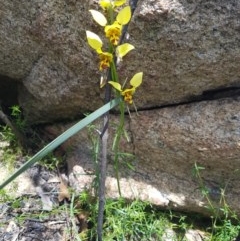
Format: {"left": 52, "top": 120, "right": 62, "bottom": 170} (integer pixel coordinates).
{"left": 0, "top": 0, "right": 239, "bottom": 122}
{"left": 43, "top": 97, "right": 240, "bottom": 215}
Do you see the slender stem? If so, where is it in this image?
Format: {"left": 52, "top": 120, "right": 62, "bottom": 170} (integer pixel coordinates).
{"left": 97, "top": 50, "right": 124, "bottom": 240}
{"left": 112, "top": 100, "right": 125, "bottom": 196}
{"left": 97, "top": 62, "right": 118, "bottom": 241}
{"left": 97, "top": 114, "right": 109, "bottom": 241}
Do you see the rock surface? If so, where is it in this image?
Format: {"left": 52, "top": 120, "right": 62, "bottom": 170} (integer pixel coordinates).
{"left": 0, "top": 0, "right": 240, "bottom": 122}
{"left": 44, "top": 97, "right": 240, "bottom": 216}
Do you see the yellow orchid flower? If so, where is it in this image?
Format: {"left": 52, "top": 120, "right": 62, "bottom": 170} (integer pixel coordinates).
{"left": 86, "top": 30, "right": 133, "bottom": 70}
{"left": 99, "top": 0, "right": 126, "bottom": 10}
{"left": 108, "top": 72, "right": 143, "bottom": 104}
{"left": 99, "top": 51, "right": 113, "bottom": 70}
{"left": 104, "top": 6, "right": 131, "bottom": 45}
{"left": 105, "top": 21, "right": 122, "bottom": 45}
{"left": 89, "top": 6, "right": 131, "bottom": 46}
{"left": 86, "top": 31, "right": 113, "bottom": 71}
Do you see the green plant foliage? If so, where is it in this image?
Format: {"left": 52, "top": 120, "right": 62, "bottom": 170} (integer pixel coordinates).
{"left": 40, "top": 154, "right": 63, "bottom": 171}
{"left": 0, "top": 189, "right": 12, "bottom": 203}
{"left": 0, "top": 125, "right": 16, "bottom": 144}
{"left": 75, "top": 194, "right": 177, "bottom": 241}
{"left": 211, "top": 219, "right": 240, "bottom": 241}
{"left": 103, "top": 199, "right": 169, "bottom": 240}
{"left": 193, "top": 162, "right": 240, "bottom": 241}
{"left": 87, "top": 123, "right": 101, "bottom": 194}
{"left": 10, "top": 105, "right": 26, "bottom": 131}
{"left": 0, "top": 126, "right": 22, "bottom": 171}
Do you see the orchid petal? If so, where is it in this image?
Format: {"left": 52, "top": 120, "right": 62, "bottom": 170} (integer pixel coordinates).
{"left": 99, "top": 0, "right": 126, "bottom": 9}
{"left": 114, "top": 0, "right": 126, "bottom": 7}
{"left": 89, "top": 10, "right": 107, "bottom": 26}
{"left": 108, "top": 81, "right": 122, "bottom": 92}
{"left": 116, "top": 43, "right": 135, "bottom": 58}
{"left": 99, "top": 0, "right": 111, "bottom": 9}
{"left": 130, "top": 72, "right": 143, "bottom": 88}
{"left": 122, "top": 88, "right": 135, "bottom": 95}
{"left": 86, "top": 31, "right": 103, "bottom": 51}
{"left": 117, "top": 6, "right": 131, "bottom": 25}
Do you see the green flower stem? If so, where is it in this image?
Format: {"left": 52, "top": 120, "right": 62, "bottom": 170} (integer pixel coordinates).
{"left": 110, "top": 59, "right": 118, "bottom": 83}
{"left": 110, "top": 60, "right": 125, "bottom": 196}
{"left": 107, "top": 6, "right": 114, "bottom": 24}
{"left": 112, "top": 100, "right": 125, "bottom": 196}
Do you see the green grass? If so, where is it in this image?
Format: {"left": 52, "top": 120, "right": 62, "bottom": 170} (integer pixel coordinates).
{"left": 73, "top": 191, "right": 182, "bottom": 241}
{"left": 193, "top": 163, "right": 240, "bottom": 241}
{"left": 100, "top": 199, "right": 169, "bottom": 240}
{"left": 1, "top": 184, "right": 240, "bottom": 240}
